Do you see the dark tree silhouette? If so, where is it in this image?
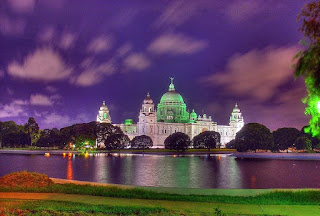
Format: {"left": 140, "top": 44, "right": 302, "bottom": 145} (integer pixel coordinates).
{"left": 193, "top": 131, "right": 220, "bottom": 151}
{"left": 164, "top": 132, "right": 191, "bottom": 152}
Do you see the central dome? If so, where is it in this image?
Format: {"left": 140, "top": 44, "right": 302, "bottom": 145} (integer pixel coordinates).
{"left": 160, "top": 91, "right": 184, "bottom": 104}
{"left": 157, "top": 78, "right": 189, "bottom": 123}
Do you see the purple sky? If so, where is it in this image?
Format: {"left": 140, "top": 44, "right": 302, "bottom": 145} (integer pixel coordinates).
{"left": 0, "top": 0, "right": 312, "bottom": 130}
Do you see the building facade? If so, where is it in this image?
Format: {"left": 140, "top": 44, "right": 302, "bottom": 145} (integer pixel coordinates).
{"left": 97, "top": 78, "right": 244, "bottom": 148}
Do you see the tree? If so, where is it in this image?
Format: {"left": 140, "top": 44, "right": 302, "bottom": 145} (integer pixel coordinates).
{"left": 24, "top": 117, "right": 40, "bottom": 146}
{"left": 234, "top": 123, "right": 273, "bottom": 152}
{"left": 294, "top": 2, "right": 320, "bottom": 138}
{"left": 294, "top": 136, "right": 312, "bottom": 150}
{"left": 2, "top": 132, "right": 30, "bottom": 148}
{"left": 104, "top": 133, "right": 130, "bottom": 151}
{"left": 226, "top": 139, "right": 236, "bottom": 149}
{"left": 192, "top": 131, "right": 220, "bottom": 151}
{"left": 164, "top": 132, "right": 191, "bottom": 152}
{"left": 272, "top": 128, "right": 300, "bottom": 152}
{"left": 96, "top": 123, "right": 123, "bottom": 148}
{"left": 131, "top": 135, "right": 153, "bottom": 150}
{"left": 36, "top": 129, "right": 66, "bottom": 148}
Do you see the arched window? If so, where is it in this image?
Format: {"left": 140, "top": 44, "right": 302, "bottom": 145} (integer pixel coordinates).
{"left": 104, "top": 113, "right": 107, "bottom": 119}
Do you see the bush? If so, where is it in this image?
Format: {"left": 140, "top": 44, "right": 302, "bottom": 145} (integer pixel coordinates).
{"left": 0, "top": 171, "right": 54, "bottom": 188}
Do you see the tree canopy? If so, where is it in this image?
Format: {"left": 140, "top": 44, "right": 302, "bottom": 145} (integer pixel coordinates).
{"left": 193, "top": 131, "right": 220, "bottom": 150}
{"left": 294, "top": 1, "right": 320, "bottom": 138}
{"left": 273, "top": 128, "right": 300, "bottom": 151}
{"left": 131, "top": 135, "right": 153, "bottom": 149}
{"left": 234, "top": 123, "right": 273, "bottom": 152}
{"left": 105, "top": 133, "right": 130, "bottom": 150}
{"left": 164, "top": 132, "right": 191, "bottom": 152}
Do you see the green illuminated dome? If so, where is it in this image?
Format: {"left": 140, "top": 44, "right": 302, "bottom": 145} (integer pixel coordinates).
{"left": 157, "top": 78, "right": 189, "bottom": 123}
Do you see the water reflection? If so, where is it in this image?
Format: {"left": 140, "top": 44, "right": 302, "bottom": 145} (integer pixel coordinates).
{"left": 67, "top": 157, "right": 73, "bottom": 180}
{"left": 1, "top": 154, "right": 320, "bottom": 188}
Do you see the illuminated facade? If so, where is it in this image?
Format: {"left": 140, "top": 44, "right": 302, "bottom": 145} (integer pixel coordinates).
{"left": 97, "top": 78, "right": 244, "bottom": 148}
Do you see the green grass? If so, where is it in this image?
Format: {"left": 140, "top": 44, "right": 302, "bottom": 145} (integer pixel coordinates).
{"left": 0, "top": 200, "right": 169, "bottom": 216}
{"left": 1, "top": 183, "right": 320, "bottom": 205}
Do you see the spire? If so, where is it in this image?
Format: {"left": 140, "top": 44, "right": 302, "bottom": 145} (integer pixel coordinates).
{"left": 169, "top": 77, "right": 175, "bottom": 91}
{"left": 103, "top": 101, "right": 106, "bottom": 106}
{"left": 147, "top": 92, "right": 150, "bottom": 98}
{"left": 235, "top": 103, "right": 238, "bottom": 108}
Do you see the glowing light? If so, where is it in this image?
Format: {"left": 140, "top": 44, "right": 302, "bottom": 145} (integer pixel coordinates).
{"left": 62, "top": 153, "right": 66, "bottom": 157}
{"left": 317, "top": 101, "right": 320, "bottom": 113}
{"left": 85, "top": 152, "right": 89, "bottom": 158}
{"left": 45, "top": 153, "right": 50, "bottom": 157}
{"left": 68, "top": 153, "right": 72, "bottom": 157}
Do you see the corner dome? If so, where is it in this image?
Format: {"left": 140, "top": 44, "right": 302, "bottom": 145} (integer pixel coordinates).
{"left": 233, "top": 103, "right": 241, "bottom": 113}
{"left": 143, "top": 93, "right": 153, "bottom": 104}
{"left": 100, "top": 101, "right": 109, "bottom": 111}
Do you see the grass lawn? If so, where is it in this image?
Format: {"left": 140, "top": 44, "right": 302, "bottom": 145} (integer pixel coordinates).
{"left": 1, "top": 192, "right": 319, "bottom": 216}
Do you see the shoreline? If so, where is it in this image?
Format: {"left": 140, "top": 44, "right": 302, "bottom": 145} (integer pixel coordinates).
{"left": 50, "top": 177, "right": 320, "bottom": 196}
{"left": 232, "top": 152, "right": 320, "bottom": 160}
{"left": 2, "top": 149, "right": 320, "bottom": 160}
{"left": 0, "top": 149, "right": 234, "bottom": 155}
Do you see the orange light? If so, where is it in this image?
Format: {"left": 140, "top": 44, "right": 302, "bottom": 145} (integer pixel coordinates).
{"left": 62, "top": 153, "right": 66, "bottom": 157}
{"left": 68, "top": 153, "right": 72, "bottom": 157}
{"left": 45, "top": 153, "right": 50, "bottom": 157}
{"left": 85, "top": 152, "right": 89, "bottom": 158}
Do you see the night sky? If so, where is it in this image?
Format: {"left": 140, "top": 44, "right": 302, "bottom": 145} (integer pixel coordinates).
{"left": 0, "top": 0, "right": 312, "bottom": 130}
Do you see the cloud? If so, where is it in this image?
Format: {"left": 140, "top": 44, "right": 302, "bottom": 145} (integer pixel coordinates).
{"left": 30, "top": 94, "right": 52, "bottom": 106}
{"left": 38, "top": 27, "right": 55, "bottom": 42}
{"left": 0, "top": 102, "right": 25, "bottom": 118}
{"left": 224, "top": 0, "right": 269, "bottom": 22}
{"left": 12, "top": 99, "right": 29, "bottom": 105}
{"left": 45, "top": 86, "right": 58, "bottom": 93}
{"left": 87, "top": 36, "right": 113, "bottom": 54}
{"left": 42, "top": 113, "right": 71, "bottom": 128}
{"left": 203, "top": 46, "right": 300, "bottom": 101}
{"left": 72, "top": 60, "right": 115, "bottom": 86}
{"left": 148, "top": 33, "right": 208, "bottom": 55}
{"left": 154, "top": 1, "right": 212, "bottom": 28}
{"left": 7, "top": 47, "right": 72, "bottom": 81}
{"left": 116, "top": 43, "right": 132, "bottom": 57}
{"left": 8, "top": 0, "right": 35, "bottom": 13}
{"left": 123, "top": 53, "right": 151, "bottom": 71}
{"left": 59, "top": 32, "right": 77, "bottom": 49}
{"left": 0, "top": 16, "right": 25, "bottom": 35}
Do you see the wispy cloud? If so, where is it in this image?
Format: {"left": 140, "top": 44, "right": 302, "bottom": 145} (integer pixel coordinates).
{"left": 38, "top": 26, "right": 55, "bottom": 42}
{"left": 8, "top": 0, "right": 35, "bottom": 13}
{"left": 87, "top": 36, "right": 114, "bottom": 54}
{"left": 0, "top": 102, "right": 26, "bottom": 118}
{"left": 42, "top": 113, "right": 71, "bottom": 128}
{"left": 154, "top": 1, "right": 212, "bottom": 28}
{"left": 30, "top": 94, "right": 53, "bottom": 106}
{"left": 7, "top": 47, "right": 72, "bottom": 81}
{"left": 203, "top": 46, "right": 299, "bottom": 101}
{"left": 0, "top": 16, "right": 25, "bottom": 35}
{"left": 148, "top": 33, "right": 208, "bottom": 55}
{"left": 224, "top": 0, "right": 270, "bottom": 22}
{"left": 72, "top": 60, "right": 116, "bottom": 87}
{"left": 59, "top": 32, "right": 77, "bottom": 50}
{"left": 123, "top": 53, "right": 151, "bottom": 71}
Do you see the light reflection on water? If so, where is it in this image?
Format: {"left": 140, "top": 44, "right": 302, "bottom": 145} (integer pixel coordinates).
{"left": 1, "top": 154, "right": 320, "bottom": 188}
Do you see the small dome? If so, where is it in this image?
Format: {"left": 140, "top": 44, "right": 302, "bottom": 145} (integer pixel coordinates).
{"left": 143, "top": 93, "right": 153, "bottom": 104}
{"left": 233, "top": 103, "right": 241, "bottom": 113}
{"left": 190, "top": 109, "right": 197, "bottom": 118}
{"left": 100, "top": 101, "right": 109, "bottom": 111}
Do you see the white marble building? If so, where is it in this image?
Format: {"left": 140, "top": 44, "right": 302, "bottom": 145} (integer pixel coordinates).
{"left": 97, "top": 78, "right": 244, "bottom": 148}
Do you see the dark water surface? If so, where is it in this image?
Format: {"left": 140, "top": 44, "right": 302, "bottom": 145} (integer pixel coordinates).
{"left": 1, "top": 153, "right": 320, "bottom": 189}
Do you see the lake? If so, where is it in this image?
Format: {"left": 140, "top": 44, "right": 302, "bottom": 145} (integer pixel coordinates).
{"left": 1, "top": 153, "right": 320, "bottom": 188}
